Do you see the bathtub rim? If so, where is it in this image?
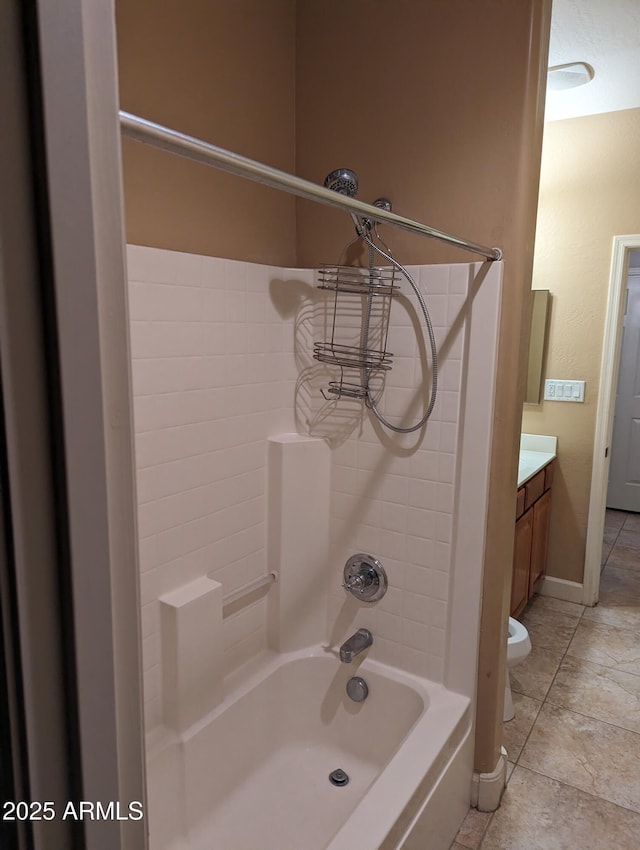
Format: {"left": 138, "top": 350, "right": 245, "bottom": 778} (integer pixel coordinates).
{"left": 146, "top": 643, "right": 468, "bottom": 755}
{"left": 146, "top": 643, "right": 471, "bottom": 850}
{"left": 327, "top": 684, "right": 470, "bottom": 850}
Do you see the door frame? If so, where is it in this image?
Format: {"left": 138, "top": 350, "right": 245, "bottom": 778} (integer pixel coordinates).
{"left": 3, "top": 2, "right": 146, "bottom": 847}
{"left": 584, "top": 234, "right": 640, "bottom": 606}
{"left": 33, "top": 1, "right": 147, "bottom": 844}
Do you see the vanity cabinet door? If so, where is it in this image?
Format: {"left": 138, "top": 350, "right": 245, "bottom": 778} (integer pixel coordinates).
{"left": 529, "top": 488, "right": 552, "bottom": 595}
{"left": 511, "top": 509, "right": 533, "bottom": 618}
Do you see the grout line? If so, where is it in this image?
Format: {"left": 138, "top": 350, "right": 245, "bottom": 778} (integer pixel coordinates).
{"left": 472, "top": 811, "right": 495, "bottom": 850}
{"left": 510, "top": 763, "right": 640, "bottom": 817}
{"left": 508, "top": 697, "right": 544, "bottom": 771}
{"left": 542, "top": 697, "right": 640, "bottom": 736}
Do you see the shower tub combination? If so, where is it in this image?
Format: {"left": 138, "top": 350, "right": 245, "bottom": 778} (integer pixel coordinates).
{"left": 136, "top": 251, "right": 503, "bottom": 850}
{"left": 146, "top": 648, "right": 471, "bottom": 850}
{"left": 124, "top": 115, "right": 503, "bottom": 850}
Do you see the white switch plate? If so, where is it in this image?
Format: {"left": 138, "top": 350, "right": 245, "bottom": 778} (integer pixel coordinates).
{"left": 543, "top": 379, "right": 585, "bottom": 402}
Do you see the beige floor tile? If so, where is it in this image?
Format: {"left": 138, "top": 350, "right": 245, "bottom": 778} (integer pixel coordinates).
{"left": 582, "top": 565, "right": 640, "bottom": 630}
{"left": 454, "top": 807, "right": 492, "bottom": 849}
{"left": 605, "top": 508, "right": 627, "bottom": 531}
{"left": 547, "top": 655, "right": 640, "bottom": 733}
{"left": 505, "top": 760, "right": 516, "bottom": 783}
{"left": 618, "top": 528, "right": 640, "bottom": 549}
{"left": 622, "top": 512, "right": 640, "bottom": 533}
{"left": 525, "top": 594, "right": 584, "bottom": 617}
{"left": 480, "top": 766, "right": 640, "bottom": 850}
{"left": 478, "top": 518, "right": 640, "bottom": 848}
{"left": 520, "top": 606, "right": 580, "bottom": 653}
{"left": 607, "top": 533, "right": 640, "bottom": 571}
{"left": 603, "top": 527, "right": 620, "bottom": 548}
{"left": 502, "top": 693, "right": 542, "bottom": 762}
{"left": 450, "top": 844, "right": 469, "bottom": 850}
{"left": 601, "top": 540, "right": 613, "bottom": 565}
{"left": 567, "top": 619, "right": 640, "bottom": 674}
{"left": 601, "top": 561, "right": 640, "bottom": 588}
{"left": 509, "top": 645, "right": 563, "bottom": 701}
{"left": 519, "top": 703, "right": 640, "bottom": 813}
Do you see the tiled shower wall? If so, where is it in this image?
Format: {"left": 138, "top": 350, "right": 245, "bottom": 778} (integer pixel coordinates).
{"left": 127, "top": 246, "right": 305, "bottom": 730}
{"left": 128, "top": 247, "right": 476, "bottom": 733}
{"left": 306, "top": 263, "right": 471, "bottom": 683}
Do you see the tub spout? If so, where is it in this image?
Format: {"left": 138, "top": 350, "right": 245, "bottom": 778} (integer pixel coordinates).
{"left": 339, "top": 628, "right": 373, "bottom": 663}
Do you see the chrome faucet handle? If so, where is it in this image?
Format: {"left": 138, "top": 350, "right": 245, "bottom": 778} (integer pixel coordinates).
{"left": 342, "top": 554, "right": 387, "bottom": 603}
{"left": 342, "top": 573, "right": 367, "bottom": 593}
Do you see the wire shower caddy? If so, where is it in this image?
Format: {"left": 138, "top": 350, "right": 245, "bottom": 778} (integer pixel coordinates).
{"left": 313, "top": 263, "right": 398, "bottom": 401}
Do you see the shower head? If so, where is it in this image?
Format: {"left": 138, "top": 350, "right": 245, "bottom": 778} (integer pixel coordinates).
{"left": 324, "top": 168, "right": 359, "bottom": 198}
{"left": 324, "top": 168, "right": 366, "bottom": 235}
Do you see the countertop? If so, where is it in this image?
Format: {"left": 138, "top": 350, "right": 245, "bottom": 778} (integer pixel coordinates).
{"left": 518, "top": 433, "right": 558, "bottom": 488}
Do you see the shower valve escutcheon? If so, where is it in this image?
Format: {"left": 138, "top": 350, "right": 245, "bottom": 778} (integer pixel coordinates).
{"left": 342, "top": 554, "right": 388, "bottom": 603}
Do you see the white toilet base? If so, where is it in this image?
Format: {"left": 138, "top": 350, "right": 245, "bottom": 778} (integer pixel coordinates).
{"left": 505, "top": 617, "right": 531, "bottom": 721}
{"left": 503, "top": 675, "right": 515, "bottom": 722}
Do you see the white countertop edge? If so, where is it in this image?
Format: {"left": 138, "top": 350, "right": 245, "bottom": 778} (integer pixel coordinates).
{"left": 518, "top": 449, "right": 556, "bottom": 488}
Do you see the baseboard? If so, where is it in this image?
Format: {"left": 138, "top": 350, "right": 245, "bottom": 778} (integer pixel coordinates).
{"left": 537, "top": 575, "right": 584, "bottom": 605}
{"left": 470, "top": 747, "right": 507, "bottom": 812}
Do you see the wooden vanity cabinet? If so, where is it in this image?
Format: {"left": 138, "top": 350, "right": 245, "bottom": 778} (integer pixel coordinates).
{"left": 529, "top": 488, "right": 552, "bottom": 595}
{"left": 511, "top": 509, "right": 533, "bottom": 618}
{"left": 510, "top": 460, "right": 554, "bottom": 618}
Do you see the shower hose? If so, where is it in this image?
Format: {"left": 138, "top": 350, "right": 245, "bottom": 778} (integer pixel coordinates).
{"left": 356, "top": 223, "right": 439, "bottom": 434}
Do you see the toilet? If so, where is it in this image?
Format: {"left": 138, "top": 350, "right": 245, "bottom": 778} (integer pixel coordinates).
{"left": 504, "top": 617, "right": 531, "bottom": 721}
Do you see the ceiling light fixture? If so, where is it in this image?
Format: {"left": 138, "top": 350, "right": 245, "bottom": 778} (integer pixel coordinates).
{"left": 547, "top": 62, "right": 595, "bottom": 91}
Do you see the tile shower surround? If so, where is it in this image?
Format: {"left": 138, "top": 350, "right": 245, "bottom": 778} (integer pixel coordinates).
{"left": 127, "top": 246, "right": 473, "bottom": 733}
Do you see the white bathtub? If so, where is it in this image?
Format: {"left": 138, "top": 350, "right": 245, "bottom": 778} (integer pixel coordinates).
{"left": 146, "top": 647, "right": 471, "bottom": 850}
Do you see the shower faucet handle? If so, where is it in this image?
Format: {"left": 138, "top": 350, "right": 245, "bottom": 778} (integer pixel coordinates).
{"left": 341, "top": 554, "right": 388, "bottom": 603}
{"left": 342, "top": 573, "right": 368, "bottom": 593}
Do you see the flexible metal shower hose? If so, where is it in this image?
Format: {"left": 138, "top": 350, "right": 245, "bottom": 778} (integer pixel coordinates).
{"left": 359, "top": 229, "right": 439, "bottom": 434}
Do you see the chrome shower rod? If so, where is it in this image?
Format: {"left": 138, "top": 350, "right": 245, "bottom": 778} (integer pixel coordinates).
{"left": 119, "top": 111, "right": 502, "bottom": 261}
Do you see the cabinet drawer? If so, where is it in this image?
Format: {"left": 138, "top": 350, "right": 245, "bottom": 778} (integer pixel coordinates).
{"left": 525, "top": 469, "right": 545, "bottom": 511}
{"left": 516, "top": 487, "right": 526, "bottom": 520}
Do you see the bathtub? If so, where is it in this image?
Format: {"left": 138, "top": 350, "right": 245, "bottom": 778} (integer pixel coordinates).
{"left": 146, "top": 647, "right": 472, "bottom": 850}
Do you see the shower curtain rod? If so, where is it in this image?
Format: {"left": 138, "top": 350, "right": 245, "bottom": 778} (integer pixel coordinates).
{"left": 119, "top": 111, "right": 502, "bottom": 262}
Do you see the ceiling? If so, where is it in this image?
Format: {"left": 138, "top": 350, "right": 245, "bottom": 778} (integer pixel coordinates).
{"left": 546, "top": 0, "right": 640, "bottom": 122}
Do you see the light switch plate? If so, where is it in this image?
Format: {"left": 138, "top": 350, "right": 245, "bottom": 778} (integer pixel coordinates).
{"left": 543, "top": 379, "right": 585, "bottom": 402}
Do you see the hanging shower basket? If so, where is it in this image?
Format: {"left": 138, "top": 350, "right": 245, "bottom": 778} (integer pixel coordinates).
{"left": 313, "top": 263, "right": 398, "bottom": 400}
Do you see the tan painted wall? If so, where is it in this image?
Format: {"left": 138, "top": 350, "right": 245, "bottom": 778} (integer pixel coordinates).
{"left": 522, "top": 108, "right": 640, "bottom": 585}
{"left": 296, "top": 0, "right": 551, "bottom": 775}
{"left": 116, "top": 0, "right": 297, "bottom": 266}
{"left": 295, "top": 1, "right": 536, "bottom": 266}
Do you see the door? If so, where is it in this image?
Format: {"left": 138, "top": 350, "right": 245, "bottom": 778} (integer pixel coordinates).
{"left": 607, "top": 269, "right": 640, "bottom": 510}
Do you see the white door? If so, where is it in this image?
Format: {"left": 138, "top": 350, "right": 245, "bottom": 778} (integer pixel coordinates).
{"left": 607, "top": 269, "right": 640, "bottom": 511}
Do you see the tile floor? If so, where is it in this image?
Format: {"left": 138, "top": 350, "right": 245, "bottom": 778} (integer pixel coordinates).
{"left": 450, "top": 509, "right": 640, "bottom": 850}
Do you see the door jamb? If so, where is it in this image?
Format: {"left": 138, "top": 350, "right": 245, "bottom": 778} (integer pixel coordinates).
{"left": 584, "top": 234, "right": 640, "bottom": 606}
